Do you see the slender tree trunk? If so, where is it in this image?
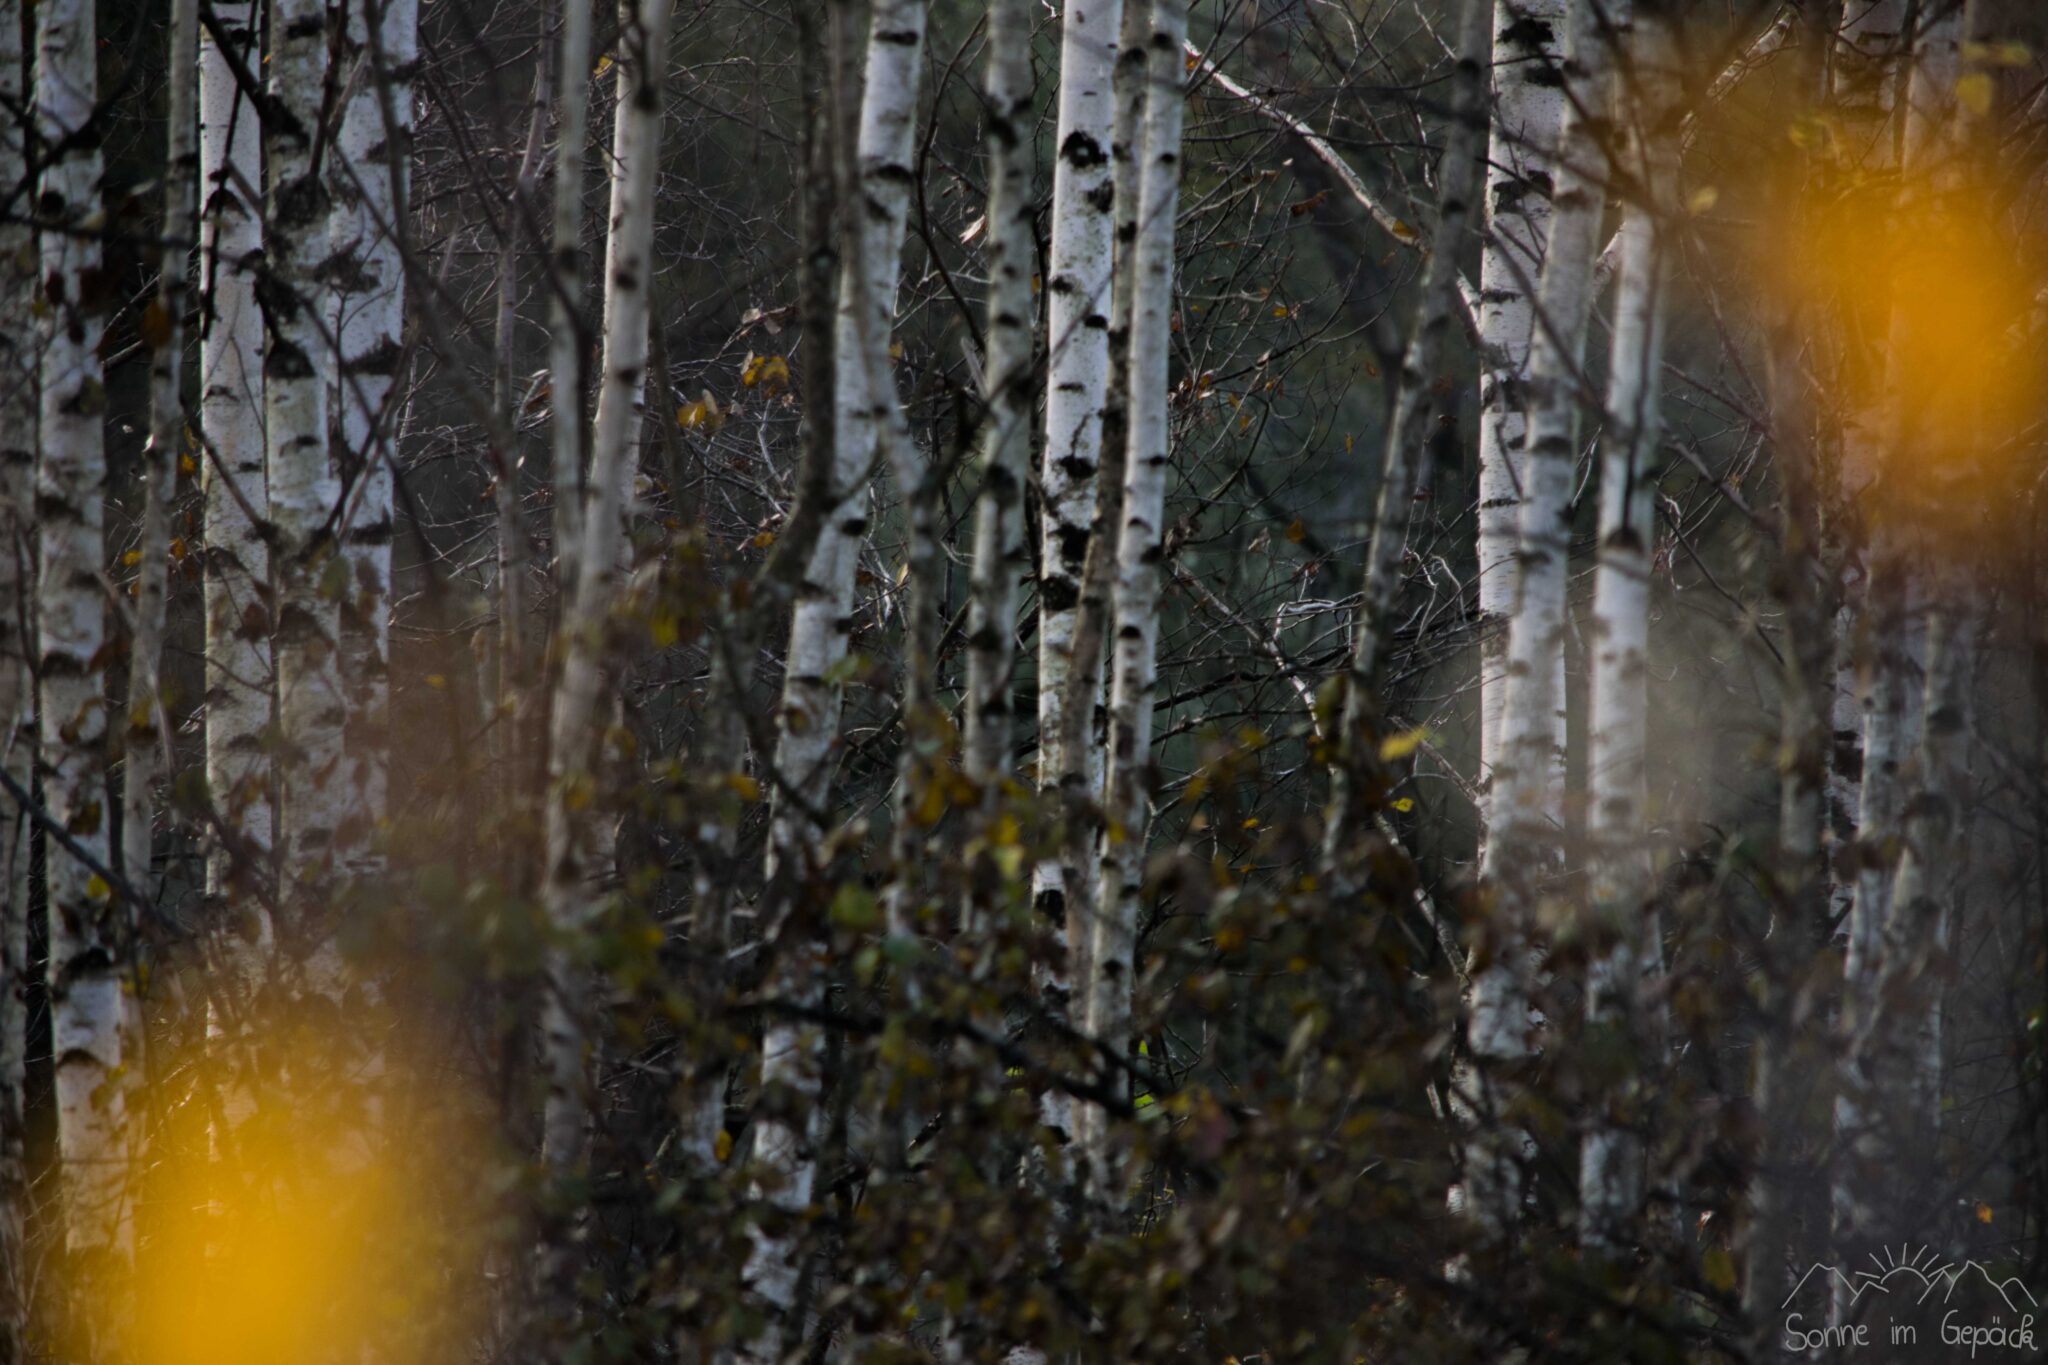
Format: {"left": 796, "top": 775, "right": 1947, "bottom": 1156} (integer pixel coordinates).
{"left": 1824, "top": 0, "right": 1909, "bottom": 954}
{"left": 1878, "top": 596, "right": 1972, "bottom": 1111}
{"left": 1035, "top": 0, "right": 1124, "bottom": 914}
{"left": 549, "top": 0, "right": 594, "bottom": 583}
{"left": 965, "top": 10, "right": 1039, "bottom": 1353}
{"left": 200, "top": 0, "right": 272, "bottom": 891}
{"left": 745, "top": 0, "right": 925, "bottom": 1350}
{"left": 1062, "top": 0, "right": 1154, "bottom": 1174}
{"left": 1474, "top": 0, "right": 1565, "bottom": 858}
{"left": 538, "top": 0, "right": 673, "bottom": 1267}
{"left": 36, "top": 0, "right": 129, "bottom": 1272}
{"left": 197, "top": 0, "right": 275, "bottom": 1190}
{"left": 962, "top": 0, "right": 1035, "bottom": 848}
{"left": 0, "top": 0, "right": 35, "bottom": 1336}
{"left": 265, "top": 0, "right": 346, "bottom": 941}
{"left": 333, "top": 0, "right": 419, "bottom": 871}
{"left": 1463, "top": 0, "right": 1609, "bottom": 1239}
{"left": 1579, "top": 3, "right": 1677, "bottom": 1252}
{"left": 1830, "top": 3, "right": 1958, "bottom": 1310}
{"left": 765, "top": 0, "right": 924, "bottom": 857}
{"left": 1321, "top": 0, "right": 1490, "bottom": 880}
{"left": 1743, "top": 9, "right": 1840, "bottom": 1326}
{"left": 123, "top": 0, "right": 200, "bottom": 908}
{"left": 1088, "top": 0, "right": 1187, "bottom": 1196}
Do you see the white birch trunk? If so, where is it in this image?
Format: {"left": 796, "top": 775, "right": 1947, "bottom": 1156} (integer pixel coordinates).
{"left": 1824, "top": 0, "right": 1908, "bottom": 942}
{"left": 745, "top": 2, "right": 925, "bottom": 1349}
{"left": 1578, "top": 6, "right": 1676, "bottom": 1250}
{"left": 962, "top": 0, "right": 1036, "bottom": 793}
{"left": 200, "top": 0, "right": 272, "bottom": 898}
{"left": 265, "top": 0, "right": 346, "bottom": 911}
{"left": 1831, "top": 8, "right": 1956, "bottom": 1303}
{"left": 1464, "top": 0, "right": 1609, "bottom": 1237}
{"left": 1088, "top": 0, "right": 1187, "bottom": 1194}
{"left": 549, "top": 0, "right": 594, "bottom": 579}
{"left": 1063, "top": 0, "right": 1155, "bottom": 1170}
{"left": 768, "top": 0, "right": 926, "bottom": 855}
{"left": 122, "top": 0, "right": 200, "bottom": 905}
{"left": 0, "top": 0, "right": 34, "bottom": 1324}
{"left": 332, "top": 0, "right": 419, "bottom": 864}
{"left": 1881, "top": 599, "right": 1972, "bottom": 1115}
{"left": 541, "top": 0, "right": 674, "bottom": 1182}
{"left": 1475, "top": 0, "right": 1565, "bottom": 846}
{"left": 197, "top": 0, "right": 276, "bottom": 1173}
{"left": 36, "top": 0, "right": 128, "bottom": 1263}
{"left": 1034, "top": 0, "right": 1124, "bottom": 905}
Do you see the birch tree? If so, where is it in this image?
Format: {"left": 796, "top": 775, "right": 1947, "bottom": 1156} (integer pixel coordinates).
{"left": 746, "top": 0, "right": 926, "bottom": 1346}
{"left": 1474, "top": 0, "right": 1565, "bottom": 847}
{"left": 122, "top": 0, "right": 199, "bottom": 903}
{"left": 1830, "top": 2, "right": 1963, "bottom": 1291}
{"left": 332, "top": 0, "right": 419, "bottom": 866}
{"left": 539, "top": 0, "right": 674, "bottom": 1240}
{"left": 1035, "top": 0, "right": 1124, "bottom": 916}
{"left": 1463, "top": 0, "right": 1609, "bottom": 1237}
{"left": 1579, "top": 0, "right": 1677, "bottom": 1252}
{"left": 264, "top": 0, "right": 347, "bottom": 938}
{"left": 35, "top": 0, "right": 128, "bottom": 1268}
{"left": 549, "top": 0, "right": 594, "bottom": 577}
{"left": 1089, "top": 0, "right": 1188, "bottom": 1193}
{"left": 1823, "top": 0, "right": 1909, "bottom": 945}
{"left": 1057, "top": 0, "right": 1153, "bottom": 1170}
{"left": 1742, "top": 5, "right": 1841, "bottom": 1325}
{"left": 199, "top": 0, "right": 272, "bottom": 891}
{"left": 962, "top": 0, "right": 1037, "bottom": 799}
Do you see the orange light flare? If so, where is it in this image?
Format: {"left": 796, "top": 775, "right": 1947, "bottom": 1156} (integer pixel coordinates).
{"left": 125, "top": 1027, "right": 496, "bottom": 1365}
{"left": 1754, "top": 153, "right": 2047, "bottom": 539}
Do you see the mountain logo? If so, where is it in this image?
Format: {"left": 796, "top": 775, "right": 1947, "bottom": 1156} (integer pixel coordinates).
{"left": 1778, "top": 1245, "right": 2038, "bottom": 1357}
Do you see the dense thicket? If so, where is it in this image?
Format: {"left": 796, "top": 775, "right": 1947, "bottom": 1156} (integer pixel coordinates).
{"left": 0, "top": 0, "right": 2046, "bottom": 1361}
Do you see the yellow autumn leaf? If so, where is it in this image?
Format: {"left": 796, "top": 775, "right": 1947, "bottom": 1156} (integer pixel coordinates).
{"left": 1390, "top": 797, "right": 1415, "bottom": 813}
{"left": 1962, "top": 39, "right": 2030, "bottom": 67}
{"left": 1976, "top": 1201, "right": 1994, "bottom": 1224}
{"left": 741, "top": 353, "right": 791, "bottom": 393}
{"left": 678, "top": 391, "right": 725, "bottom": 432}
{"left": 86, "top": 873, "right": 111, "bottom": 901}
{"left": 724, "top": 772, "right": 762, "bottom": 802}
{"left": 1702, "top": 1247, "right": 1736, "bottom": 1293}
{"left": 1687, "top": 185, "right": 1719, "bottom": 215}
{"left": 714, "top": 1129, "right": 733, "bottom": 1162}
{"left": 1378, "top": 727, "right": 1429, "bottom": 762}
{"left": 1957, "top": 72, "right": 1994, "bottom": 117}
